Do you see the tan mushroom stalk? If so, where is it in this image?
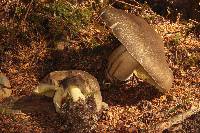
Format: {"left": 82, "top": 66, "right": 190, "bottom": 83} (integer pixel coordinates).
{"left": 102, "top": 7, "right": 173, "bottom": 92}
{"left": 33, "top": 70, "right": 107, "bottom": 113}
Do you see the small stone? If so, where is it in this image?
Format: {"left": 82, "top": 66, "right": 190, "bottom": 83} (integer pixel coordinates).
{"left": 0, "top": 73, "right": 11, "bottom": 88}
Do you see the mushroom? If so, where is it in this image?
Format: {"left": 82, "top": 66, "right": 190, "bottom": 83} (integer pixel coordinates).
{"left": 101, "top": 6, "right": 174, "bottom": 92}
{"left": 33, "top": 70, "right": 107, "bottom": 113}
{"left": 0, "top": 72, "right": 12, "bottom": 100}
{"left": 34, "top": 70, "right": 108, "bottom": 132}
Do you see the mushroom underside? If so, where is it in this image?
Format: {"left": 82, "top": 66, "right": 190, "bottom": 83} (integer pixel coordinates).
{"left": 107, "top": 45, "right": 164, "bottom": 92}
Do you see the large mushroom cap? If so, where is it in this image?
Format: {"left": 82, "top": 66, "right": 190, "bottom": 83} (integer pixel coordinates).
{"left": 102, "top": 7, "right": 173, "bottom": 91}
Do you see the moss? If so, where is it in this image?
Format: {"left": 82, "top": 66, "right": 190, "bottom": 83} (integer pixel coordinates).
{"left": 15, "top": 7, "right": 26, "bottom": 15}
{"left": 185, "top": 52, "right": 199, "bottom": 67}
{"left": 168, "top": 104, "right": 183, "bottom": 114}
{"left": 43, "top": 1, "right": 93, "bottom": 30}
{"left": 171, "top": 33, "right": 181, "bottom": 45}
{"left": 0, "top": 0, "right": 94, "bottom": 50}
{"left": 72, "top": 8, "right": 92, "bottom": 28}
{"left": 43, "top": 1, "right": 73, "bottom": 18}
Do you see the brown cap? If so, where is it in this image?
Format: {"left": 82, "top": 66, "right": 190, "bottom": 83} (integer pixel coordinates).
{"left": 101, "top": 7, "right": 174, "bottom": 91}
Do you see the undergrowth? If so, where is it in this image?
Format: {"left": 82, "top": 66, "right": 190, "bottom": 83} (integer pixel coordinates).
{"left": 0, "top": 0, "right": 103, "bottom": 55}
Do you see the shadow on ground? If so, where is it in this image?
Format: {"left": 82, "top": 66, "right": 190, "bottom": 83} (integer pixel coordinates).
{"left": 11, "top": 95, "right": 63, "bottom": 131}
{"left": 101, "top": 81, "right": 162, "bottom": 106}
{"left": 12, "top": 95, "right": 56, "bottom": 114}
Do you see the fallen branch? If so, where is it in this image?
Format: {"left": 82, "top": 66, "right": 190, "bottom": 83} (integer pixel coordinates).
{"left": 151, "top": 102, "right": 200, "bottom": 132}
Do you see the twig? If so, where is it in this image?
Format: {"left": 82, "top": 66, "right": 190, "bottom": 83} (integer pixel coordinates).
{"left": 24, "top": 0, "right": 34, "bottom": 21}
{"left": 114, "top": 0, "right": 142, "bottom": 9}
{"left": 151, "top": 102, "right": 200, "bottom": 132}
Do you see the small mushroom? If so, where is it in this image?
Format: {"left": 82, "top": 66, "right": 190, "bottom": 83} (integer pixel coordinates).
{"left": 101, "top": 7, "right": 173, "bottom": 92}
{"left": 0, "top": 72, "right": 12, "bottom": 100}
{"left": 33, "top": 70, "right": 107, "bottom": 113}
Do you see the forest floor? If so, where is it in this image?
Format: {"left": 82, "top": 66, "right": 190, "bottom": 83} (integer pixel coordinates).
{"left": 0, "top": 0, "right": 199, "bottom": 132}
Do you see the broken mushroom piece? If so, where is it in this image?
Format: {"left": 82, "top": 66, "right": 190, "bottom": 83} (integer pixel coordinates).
{"left": 34, "top": 70, "right": 107, "bottom": 132}
{"left": 33, "top": 70, "right": 107, "bottom": 113}
{"left": 102, "top": 7, "right": 174, "bottom": 92}
{"left": 0, "top": 72, "right": 12, "bottom": 100}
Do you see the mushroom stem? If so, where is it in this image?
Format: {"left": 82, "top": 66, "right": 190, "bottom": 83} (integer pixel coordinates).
{"left": 107, "top": 44, "right": 166, "bottom": 92}
{"left": 107, "top": 45, "right": 140, "bottom": 81}
{"left": 67, "top": 85, "right": 86, "bottom": 102}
